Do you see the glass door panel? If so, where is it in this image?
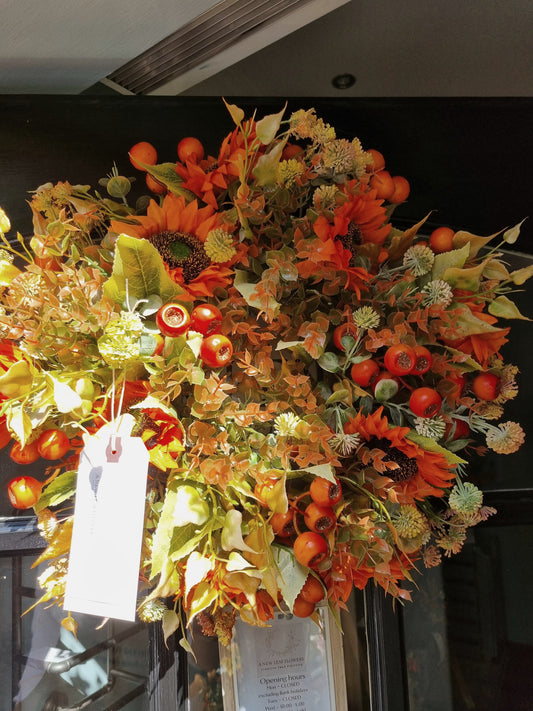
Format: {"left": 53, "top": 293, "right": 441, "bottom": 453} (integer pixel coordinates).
{"left": 1, "top": 551, "right": 149, "bottom": 711}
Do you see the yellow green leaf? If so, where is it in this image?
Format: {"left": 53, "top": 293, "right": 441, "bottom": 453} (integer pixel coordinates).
{"left": 483, "top": 259, "right": 509, "bottom": 281}
{"left": 432, "top": 243, "right": 470, "bottom": 280}
{"left": 452, "top": 229, "right": 498, "bottom": 258}
{"left": 299, "top": 463, "right": 337, "bottom": 483}
{"left": 488, "top": 295, "right": 531, "bottom": 320}
{"left": 255, "top": 104, "right": 286, "bottom": 145}
{"left": 503, "top": 218, "right": 528, "bottom": 244}
{"left": 407, "top": 431, "right": 467, "bottom": 465}
{"left": 221, "top": 509, "right": 258, "bottom": 552}
{"left": 143, "top": 163, "right": 196, "bottom": 200}
{"left": 6, "top": 404, "right": 32, "bottom": 446}
{"left": 103, "top": 234, "right": 185, "bottom": 306}
{"left": 0, "top": 360, "right": 33, "bottom": 398}
{"left": 253, "top": 142, "right": 285, "bottom": 186}
{"left": 326, "top": 388, "right": 350, "bottom": 405}
{"left": 223, "top": 98, "right": 245, "bottom": 125}
{"left": 510, "top": 264, "right": 533, "bottom": 285}
{"left": 441, "top": 262, "right": 485, "bottom": 291}
{"left": 162, "top": 609, "right": 181, "bottom": 646}
{"left": 188, "top": 581, "right": 218, "bottom": 622}
{"left": 185, "top": 552, "right": 212, "bottom": 598}
{"left": 32, "top": 518, "right": 74, "bottom": 567}
{"left": 273, "top": 546, "right": 308, "bottom": 611}
{"left": 0, "top": 261, "right": 21, "bottom": 286}
{"left": 35, "top": 470, "right": 77, "bottom": 513}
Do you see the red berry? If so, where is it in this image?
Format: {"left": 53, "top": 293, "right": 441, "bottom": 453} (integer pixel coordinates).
{"left": 350, "top": 359, "right": 380, "bottom": 387}
{"left": 472, "top": 372, "right": 501, "bottom": 401}
{"left": 409, "top": 387, "right": 442, "bottom": 418}
{"left": 384, "top": 344, "right": 416, "bottom": 376}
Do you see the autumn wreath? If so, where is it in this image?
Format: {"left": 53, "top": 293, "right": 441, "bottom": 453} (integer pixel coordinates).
{"left": 0, "top": 101, "right": 529, "bottom": 644}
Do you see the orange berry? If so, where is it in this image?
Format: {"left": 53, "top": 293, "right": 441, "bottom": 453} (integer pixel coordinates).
{"left": 429, "top": 226, "right": 455, "bottom": 253}
{"left": 366, "top": 148, "right": 386, "bottom": 172}
{"left": 145, "top": 173, "right": 167, "bottom": 194}
{"left": 370, "top": 170, "right": 395, "bottom": 200}
{"left": 129, "top": 141, "right": 158, "bottom": 171}
{"left": 177, "top": 137, "right": 205, "bottom": 163}
{"left": 389, "top": 175, "right": 410, "bottom": 204}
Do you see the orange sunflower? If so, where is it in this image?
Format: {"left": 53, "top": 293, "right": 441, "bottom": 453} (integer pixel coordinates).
{"left": 344, "top": 407, "right": 456, "bottom": 504}
{"left": 110, "top": 194, "right": 241, "bottom": 300}
{"left": 313, "top": 183, "right": 392, "bottom": 248}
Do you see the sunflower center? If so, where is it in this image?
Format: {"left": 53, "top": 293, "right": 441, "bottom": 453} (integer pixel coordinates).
{"left": 150, "top": 230, "right": 211, "bottom": 283}
{"left": 366, "top": 436, "right": 418, "bottom": 482}
{"left": 337, "top": 221, "right": 362, "bottom": 266}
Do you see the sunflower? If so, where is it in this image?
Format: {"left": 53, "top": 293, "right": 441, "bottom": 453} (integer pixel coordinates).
{"left": 344, "top": 407, "right": 457, "bottom": 504}
{"left": 313, "top": 182, "right": 392, "bottom": 248}
{"left": 110, "top": 194, "right": 239, "bottom": 299}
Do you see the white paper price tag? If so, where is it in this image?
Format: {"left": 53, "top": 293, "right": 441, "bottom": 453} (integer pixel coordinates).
{"left": 64, "top": 417, "right": 149, "bottom": 621}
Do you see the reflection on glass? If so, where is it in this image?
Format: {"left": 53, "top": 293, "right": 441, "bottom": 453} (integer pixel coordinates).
{"left": 403, "top": 524, "right": 533, "bottom": 711}
{"left": 1, "top": 553, "right": 149, "bottom": 711}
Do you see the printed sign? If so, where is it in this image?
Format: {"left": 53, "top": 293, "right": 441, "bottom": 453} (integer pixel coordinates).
{"left": 222, "top": 605, "right": 344, "bottom": 711}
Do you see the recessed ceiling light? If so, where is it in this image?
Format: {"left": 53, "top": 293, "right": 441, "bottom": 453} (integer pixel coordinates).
{"left": 332, "top": 73, "right": 356, "bottom": 89}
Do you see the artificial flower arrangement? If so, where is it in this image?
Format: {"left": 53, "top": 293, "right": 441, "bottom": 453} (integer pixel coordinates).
{"left": 0, "top": 100, "right": 530, "bottom": 646}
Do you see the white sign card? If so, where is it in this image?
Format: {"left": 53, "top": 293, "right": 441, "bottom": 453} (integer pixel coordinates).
{"left": 64, "top": 416, "right": 149, "bottom": 621}
{"left": 221, "top": 605, "right": 345, "bottom": 711}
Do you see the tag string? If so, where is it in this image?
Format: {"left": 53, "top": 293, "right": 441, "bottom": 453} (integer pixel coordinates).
{"left": 110, "top": 368, "right": 126, "bottom": 455}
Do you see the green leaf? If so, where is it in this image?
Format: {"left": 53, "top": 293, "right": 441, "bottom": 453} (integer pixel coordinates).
{"left": 253, "top": 142, "right": 284, "bottom": 186}
{"left": 143, "top": 163, "right": 197, "bottom": 200}
{"left": 273, "top": 546, "right": 308, "bottom": 611}
{"left": 503, "top": 218, "right": 528, "bottom": 244}
{"left": 150, "top": 484, "right": 179, "bottom": 580}
{"left": 103, "top": 234, "right": 185, "bottom": 306}
{"left": 35, "top": 470, "right": 77, "bottom": 513}
{"left": 318, "top": 352, "right": 340, "bottom": 373}
{"left": 255, "top": 104, "right": 286, "bottom": 145}
{"left": 223, "top": 98, "right": 245, "bottom": 125}
{"left": 488, "top": 295, "right": 531, "bottom": 320}
{"left": 406, "top": 431, "right": 467, "bottom": 465}
{"left": 326, "top": 388, "right": 350, "bottom": 405}
{"left": 298, "top": 463, "right": 337, "bottom": 483}
{"left": 162, "top": 609, "right": 182, "bottom": 646}
{"left": 170, "top": 525, "right": 209, "bottom": 563}
{"left": 431, "top": 243, "right": 470, "bottom": 280}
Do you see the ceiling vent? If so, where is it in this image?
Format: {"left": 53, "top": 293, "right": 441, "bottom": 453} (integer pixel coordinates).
{"left": 104, "top": 0, "right": 349, "bottom": 95}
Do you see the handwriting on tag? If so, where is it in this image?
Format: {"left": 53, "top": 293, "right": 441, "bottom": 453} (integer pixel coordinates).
{"left": 64, "top": 424, "right": 149, "bottom": 621}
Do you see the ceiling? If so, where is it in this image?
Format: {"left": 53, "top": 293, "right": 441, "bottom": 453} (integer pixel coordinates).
{"left": 1, "top": 0, "right": 532, "bottom": 96}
